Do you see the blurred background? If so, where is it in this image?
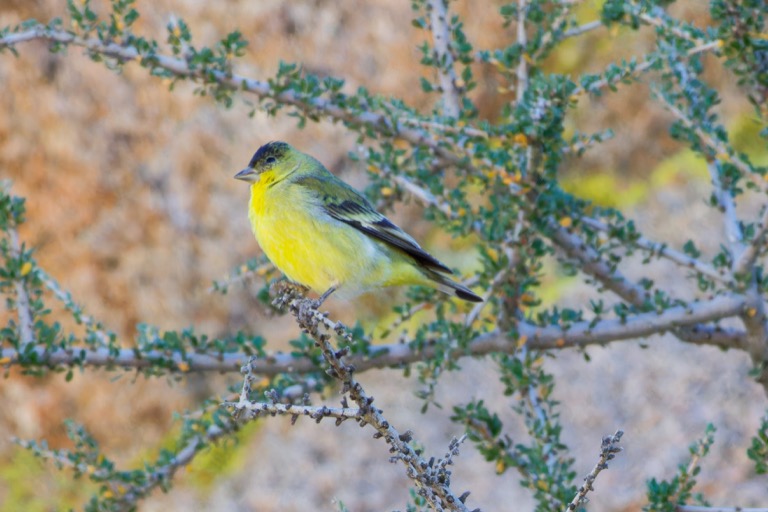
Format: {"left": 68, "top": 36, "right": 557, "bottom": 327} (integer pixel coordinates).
{"left": 1, "top": 0, "right": 767, "bottom": 510}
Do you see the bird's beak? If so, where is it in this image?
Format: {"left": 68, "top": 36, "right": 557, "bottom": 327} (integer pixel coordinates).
{"left": 234, "top": 167, "right": 257, "bottom": 182}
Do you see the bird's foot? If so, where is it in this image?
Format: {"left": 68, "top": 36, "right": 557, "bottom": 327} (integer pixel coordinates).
{"left": 270, "top": 280, "right": 311, "bottom": 310}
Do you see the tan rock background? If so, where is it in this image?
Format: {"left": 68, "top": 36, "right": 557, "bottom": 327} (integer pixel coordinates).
{"left": 0, "top": 1, "right": 766, "bottom": 510}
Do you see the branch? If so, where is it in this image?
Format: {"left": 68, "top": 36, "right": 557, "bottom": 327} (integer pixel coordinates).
{"left": 565, "top": 430, "right": 624, "bottom": 511}
{"left": 8, "top": 228, "right": 35, "bottom": 350}
{"left": 705, "top": 158, "right": 768, "bottom": 376}
{"left": 0, "top": 26, "right": 461, "bottom": 166}
{"left": 546, "top": 218, "right": 753, "bottom": 353}
{"left": 530, "top": 0, "right": 581, "bottom": 60}
{"left": 513, "top": 294, "right": 747, "bottom": 350}
{"left": 733, "top": 203, "right": 768, "bottom": 276}
{"left": 579, "top": 217, "right": 733, "bottom": 286}
{"left": 267, "top": 285, "right": 472, "bottom": 511}
{"left": 208, "top": 260, "right": 275, "bottom": 294}
{"left": 119, "top": 422, "right": 231, "bottom": 504}
{"left": 707, "top": 161, "right": 745, "bottom": 256}
{"left": 549, "top": 222, "right": 652, "bottom": 305}
{"left": 703, "top": 159, "right": 768, "bottom": 385}
{"left": 0, "top": 294, "right": 749, "bottom": 375}
{"left": 367, "top": 151, "right": 745, "bottom": 354}
{"left": 391, "top": 173, "right": 455, "bottom": 217}
{"left": 427, "top": 0, "right": 461, "bottom": 117}
{"left": 16, "top": 419, "right": 233, "bottom": 507}
{"left": 637, "top": 10, "right": 709, "bottom": 47}
{"left": 653, "top": 66, "right": 768, "bottom": 386}
{"left": 562, "top": 20, "right": 602, "bottom": 39}
{"left": 36, "top": 267, "right": 112, "bottom": 347}
{"left": 575, "top": 40, "right": 722, "bottom": 96}
{"left": 231, "top": 398, "right": 360, "bottom": 425}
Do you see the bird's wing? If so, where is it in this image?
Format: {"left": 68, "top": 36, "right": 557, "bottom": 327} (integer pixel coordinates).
{"left": 294, "top": 174, "right": 453, "bottom": 274}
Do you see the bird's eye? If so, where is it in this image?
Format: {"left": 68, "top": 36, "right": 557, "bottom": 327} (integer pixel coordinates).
{"left": 265, "top": 156, "right": 277, "bottom": 164}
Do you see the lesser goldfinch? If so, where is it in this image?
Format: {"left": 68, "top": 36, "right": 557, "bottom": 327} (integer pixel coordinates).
{"left": 235, "top": 141, "right": 482, "bottom": 304}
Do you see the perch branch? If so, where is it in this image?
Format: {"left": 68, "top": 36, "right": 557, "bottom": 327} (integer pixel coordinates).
{"left": 268, "top": 285, "right": 472, "bottom": 511}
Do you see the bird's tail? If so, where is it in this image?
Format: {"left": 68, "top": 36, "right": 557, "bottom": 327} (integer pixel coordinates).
{"left": 426, "top": 270, "right": 483, "bottom": 303}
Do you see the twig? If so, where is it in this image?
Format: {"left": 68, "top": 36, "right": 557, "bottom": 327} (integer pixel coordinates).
{"left": 391, "top": 174, "right": 455, "bottom": 217}
{"left": 521, "top": 351, "right": 548, "bottom": 427}
{"left": 549, "top": 221, "right": 651, "bottom": 305}
{"left": 574, "top": 40, "right": 721, "bottom": 96}
{"left": 579, "top": 217, "right": 733, "bottom": 286}
{"left": 8, "top": 228, "right": 35, "bottom": 350}
{"left": 638, "top": 10, "right": 709, "bottom": 47}
{"left": 119, "top": 422, "right": 230, "bottom": 504}
{"left": 0, "top": 294, "right": 749, "bottom": 374}
{"left": 707, "top": 160, "right": 746, "bottom": 256}
{"left": 545, "top": 216, "right": 750, "bottom": 353}
{"left": 16, "top": 420, "right": 232, "bottom": 507}
{"left": 427, "top": 0, "right": 461, "bottom": 118}
{"left": 565, "top": 430, "right": 624, "bottom": 511}
{"left": 655, "top": 83, "right": 768, "bottom": 387}
{"left": 270, "top": 285, "right": 471, "bottom": 511}
{"left": 229, "top": 363, "right": 340, "bottom": 423}
{"left": 466, "top": 209, "right": 525, "bottom": 326}
{"left": 531, "top": 0, "right": 580, "bottom": 59}
{"left": 14, "top": 438, "right": 112, "bottom": 479}
{"left": 36, "top": 267, "right": 111, "bottom": 347}
{"left": 208, "top": 260, "right": 275, "bottom": 293}
{"left": 702, "top": 160, "right": 768, "bottom": 384}
{"left": 657, "top": 93, "right": 754, "bottom": 179}
{"left": 231, "top": 397, "right": 361, "bottom": 424}
{"left": 562, "top": 20, "right": 602, "bottom": 39}
{"left": 733, "top": 203, "right": 768, "bottom": 276}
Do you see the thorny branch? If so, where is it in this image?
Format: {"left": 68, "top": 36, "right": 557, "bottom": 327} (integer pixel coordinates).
{"left": 233, "top": 284, "right": 474, "bottom": 512}
{"left": 565, "top": 430, "right": 624, "bottom": 511}
{"left": 1, "top": 293, "right": 749, "bottom": 374}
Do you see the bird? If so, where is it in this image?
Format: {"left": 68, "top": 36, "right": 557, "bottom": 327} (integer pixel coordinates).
{"left": 234, "top": 141, "right": 482, "bottom": 304}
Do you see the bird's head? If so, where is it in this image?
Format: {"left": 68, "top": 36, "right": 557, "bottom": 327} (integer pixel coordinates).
{"left": 234, "top": 141, "right": 300, "bottom": 184}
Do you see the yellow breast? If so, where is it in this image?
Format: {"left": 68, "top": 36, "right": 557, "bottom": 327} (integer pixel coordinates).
{"left": 248, "top": 176, "right": 393, "bottom": 296}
